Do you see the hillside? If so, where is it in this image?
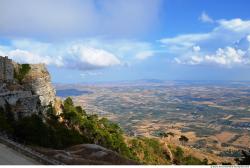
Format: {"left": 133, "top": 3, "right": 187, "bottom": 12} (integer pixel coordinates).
{"left": 0, "top": 56, "right": 247, "bottom": 165}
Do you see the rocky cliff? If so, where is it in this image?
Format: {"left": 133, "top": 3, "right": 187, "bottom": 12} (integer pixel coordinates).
{"left": 0, "top": 56, "right": 56, "bottom": 119}
{"left": 21, "top": 64, "right": 56, "bottom": 106}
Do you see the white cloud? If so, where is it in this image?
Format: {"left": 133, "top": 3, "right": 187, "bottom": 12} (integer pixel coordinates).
{"left": 68, "top": 45, "right": 121, "bottom": 69}
{"left": 67, "top": 38, "right": 155, "bottom": 60}
{"left": 199, "top": 11, "right": 214, "bottom": 23}
{"left": 0, "top": 38, "right": 156, "bottom": 70}
{"left": 192, "top": 45, "right": 201, "bottom": 52}
{"left": 8, "top": 49, "right": 62, "bottom": 66}
{"left": 0, "top": 39, "right": 121, "bottom": 70}
{"left": 217, "top": 19, "right": 250, "bottom": 32}
{"left": 160, "top": 18, "right": 250, "bottom": 54}
{"left": 160, "top": 17, "right": 250, "bottom": 67}
{"left": 159, "top": 33, "right": 210, "bottom": 53}
{"left": 204, "top": 47, "right": 245, "bottom": 65}
{"left": 135, "top": 50, "right": 154, "bottom": 60}
{"left": 175, "top": 46, "right": 249, "bottom": 66}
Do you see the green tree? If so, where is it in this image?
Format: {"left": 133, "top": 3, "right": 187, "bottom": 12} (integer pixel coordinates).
{"left": 63, "top": 97, "right": 74, "bottom": 110}
{"left": 129, "top": 137, "right": 170, "bottom": 164}
{"left": 182, "top": 155, "right": 205, "bottom": 165}
{"left": 167, "top": 132, "right": 175, "bottom": 137}
{"left": 0, "top": 108, "right": 13, "bottom": 134}
{"left": 235, "top": 150, "right": 250, "bottom": 165}
{"left": 179, "top": 135, "right": 189, "bottom": 145}
{"left": 75, "top": 106, "right": 87, "bottom": 116}
{"left": 14, "top": 64, "right": 31, "bottom": 83}
{"left": 61, "top": 97, "right": 83, "bottom": 126}
{"left": 173, "top": 146, "right": 184, "bottom": 164}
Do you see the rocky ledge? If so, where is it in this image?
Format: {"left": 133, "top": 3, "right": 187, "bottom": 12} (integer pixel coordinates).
{"left": 33, "top": 144, "right": 138, "bottom": 165}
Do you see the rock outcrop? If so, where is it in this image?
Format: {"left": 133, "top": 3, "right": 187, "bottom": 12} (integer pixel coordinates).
{"left": 0, "top": 56, "right": 56, "bottom": 119}
{"left": 33, "top": 144, "right": 138, "bottom": 165}
{"left": 21, "top": 64, "right": 56, "bottom": 106}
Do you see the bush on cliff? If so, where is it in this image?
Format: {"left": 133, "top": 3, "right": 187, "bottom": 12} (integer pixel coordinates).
{"left": 14, "top": 64, "right": 31, "bottom": 83}
{"left": 172, "top": 146, "right": 207, "bottom": 165}
{"left": 13, "top": 114, "right": 86, "bottom": 148}
{"left": 235, "top": 150, "right": 250, "bottom": 165}
{"left": 61, "top": 97, "right": 134, "bottom": 159}
{"left": 0, "top": 96, "right": 172, "bottom": 164}
{"left": 0, "top": 108, "right": 13, "bottom": 134}
{"left": 128, "top": 137, "right": 170, "bottom": 164}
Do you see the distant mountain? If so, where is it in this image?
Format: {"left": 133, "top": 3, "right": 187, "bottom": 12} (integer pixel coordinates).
{"left": 56, "top": 89, "right": 93, "bottom": 97}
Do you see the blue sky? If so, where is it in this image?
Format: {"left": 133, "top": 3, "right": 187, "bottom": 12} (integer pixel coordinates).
{"left": 0, "top": 0, "right": 250, "bottom": 83}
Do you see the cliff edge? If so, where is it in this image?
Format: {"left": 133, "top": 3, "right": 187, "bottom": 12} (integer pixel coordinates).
{"left": 0, "top": 56, "right": 56, "bottom": 119}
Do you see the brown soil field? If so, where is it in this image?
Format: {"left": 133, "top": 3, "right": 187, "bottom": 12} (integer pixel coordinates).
{"left": 234, "top": 134, "right": 250, "bottom": 148}
{"left": 215, "top": 131, "right": 236, "bottom": 143}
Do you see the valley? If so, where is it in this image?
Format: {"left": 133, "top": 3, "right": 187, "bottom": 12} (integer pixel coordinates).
{"left": 55, "top": 80, "right": 250, "bottom": 161}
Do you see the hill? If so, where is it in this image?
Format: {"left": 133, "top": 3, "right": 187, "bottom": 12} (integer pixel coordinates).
{"left": 0, "top": 56, "right": 246, "bottom": 165}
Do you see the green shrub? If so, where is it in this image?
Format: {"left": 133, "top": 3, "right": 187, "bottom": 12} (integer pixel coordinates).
{"left": 235, "top": 150, "right": 250, "bottom": 165}
{"left": 182, "top": 155, "right": 205, "bottom": 165}
{"left": 128, "top": 137, "right": 170, "bottom": 164}
{"left": 174, "top": 146, "right": 184, "bottom": 159}
{"left": 75, "top": 106, "right": 87, "bottom": 116}
{"left": 1, "top": 96, "right": 206, "bottom": 165}
{"left": 14, "top": 64, "right": 31, "bottom": 83}
{"left": 13, "top": 114, "right": 86, "bottom": 149}
{"left": 0, "top": 108, "right": 13, "bottom": 134}
{"left": 79, "top": 115, "right": 133, "bottom": 158}
{"left": 172, "top": 146, "right": 207, "bottom": 165}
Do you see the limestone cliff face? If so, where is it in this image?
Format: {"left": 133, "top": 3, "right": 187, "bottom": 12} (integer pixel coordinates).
{"left": 21, "top": 64, "right": 56, "bottom": 106}
{"left": 0, "top": 56, "right": 57, "bottom": 119}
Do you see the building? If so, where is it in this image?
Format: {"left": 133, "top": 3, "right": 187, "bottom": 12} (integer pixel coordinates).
{"left": 0, "top": 56, "right": 14, "bottom": 82}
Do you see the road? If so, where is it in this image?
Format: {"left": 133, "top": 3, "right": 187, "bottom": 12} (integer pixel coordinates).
{"left": 0, "top": 143, "right": 39, "bottom": 165}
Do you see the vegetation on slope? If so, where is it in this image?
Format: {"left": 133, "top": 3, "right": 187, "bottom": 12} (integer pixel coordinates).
{"left": 14, "top": 64, "right": 31, "bottom": 83}
{"left": 2, "top": 96, "right": 239, "bottom": 165}
{"left": 0, "top": 107, "right": 14, "bottom": 134}
{"left": 235, "top": 150, "right": 250, "bottom": 165}
{"left": 170, "top": 146, "right": 209, "bottom": 165}
{"left": 0, "top": 97, "right": 172, "bottom": 164}
{"left": 127, "top": 137, "right": 170, "bottom": 164}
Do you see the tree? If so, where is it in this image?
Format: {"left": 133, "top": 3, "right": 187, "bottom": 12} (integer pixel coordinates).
{"left": 157, "top": 131, "right": 168, "bottom": 138}
{"left": 182, "top": 155, "right": 205, "bottom": 165}
{"left": 179, "top": 135, "right": 189, "bottom": 145}
{"left": 14, "top": 64, "right": 31, "bottom": 83}
{"left": 61, "top": 97, "right": 84, "bottom": 126}
{"left": 235, "top": 150, "right": 250, "bottom": 165}
{"left": 166, "top": 132, "right": 175, "bottom": 141}
{"left": 46, "top": 103, "right": 59, "bottom": 122}
{"left": 202, "top": 158, "right": 208, "bottom": 165}
{"left": 63, "top": 97, "right": 74, "bottom": 110}
{"left": 75, "top": 106, "right": 87, "bottom": 116}
{"left": 173, "top": 146, "right": 184, "bottom": 164}
{"left": 0, "top": 108, "right": 13, "bottom": 134}
{"left": 167, "top": 132, "right": 175, "bottom": 136}
{"left": 13, "top": 114, "right": 52, "bottom": 146}
{"left": 129, "top": 137, "right": 170, "bottom": 164}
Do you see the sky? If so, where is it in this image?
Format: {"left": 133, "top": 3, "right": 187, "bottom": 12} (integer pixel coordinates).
{"left": 0, "top": 0, "right": 250, "bottom": 83}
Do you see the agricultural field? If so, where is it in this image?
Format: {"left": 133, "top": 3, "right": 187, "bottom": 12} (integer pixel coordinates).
{"left": 55, "top": 80, "right": 250, "bottom": 159}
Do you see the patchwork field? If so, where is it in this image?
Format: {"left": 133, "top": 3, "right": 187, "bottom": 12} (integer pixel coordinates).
{"left": 55, "top": 80, "right": 250, "bottom": 160}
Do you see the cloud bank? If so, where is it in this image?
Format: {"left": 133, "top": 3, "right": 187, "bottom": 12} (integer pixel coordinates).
{"left": 160, "top": 16, "right": 250, "bottom": 67}
{"left": 0, "top": 38, "right": 155, "bottom": 70}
